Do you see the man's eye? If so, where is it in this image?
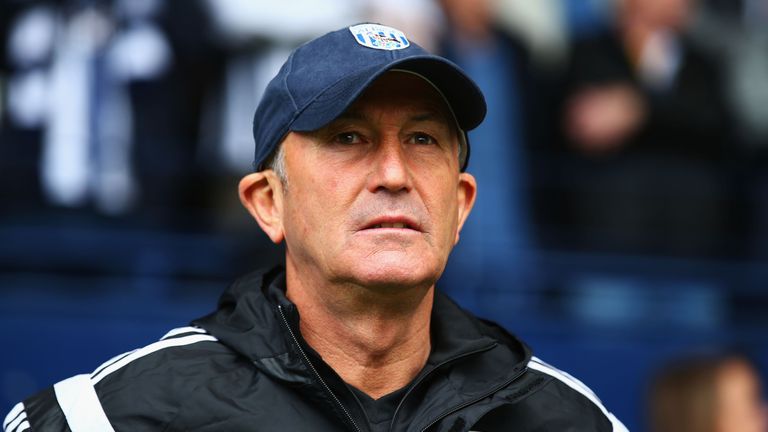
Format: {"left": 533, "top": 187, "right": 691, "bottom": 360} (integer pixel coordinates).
{"left": 411, "top": 133, "right": 436, "bottom": 145}
{"left": 333, "top": 132, "right": 361, "bottom": 145}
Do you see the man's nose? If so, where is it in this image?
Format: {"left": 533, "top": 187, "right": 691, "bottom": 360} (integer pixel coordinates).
{"left": 368, "top": 138, "right": 412, "bottom": 193}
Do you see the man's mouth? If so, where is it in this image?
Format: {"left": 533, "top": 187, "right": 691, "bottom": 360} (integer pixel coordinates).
{"left": 361, "top": 217, "right": 420, "bottom": 231}
{"left": 369, "top": 222, "right": 409, "bottom": 229}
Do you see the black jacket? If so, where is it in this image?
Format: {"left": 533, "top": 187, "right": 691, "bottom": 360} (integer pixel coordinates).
{"left": 4, "top": 267, "right": 627, "bottom": 431}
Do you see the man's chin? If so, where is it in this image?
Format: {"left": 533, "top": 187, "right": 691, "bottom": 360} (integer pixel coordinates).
{"left": 345, "top": 260, "right": 441, "bottom": 291}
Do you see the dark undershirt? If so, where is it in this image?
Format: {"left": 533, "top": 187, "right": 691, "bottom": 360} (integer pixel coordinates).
{"left": 349, "top": 385, "right": 409, "bottom": 432}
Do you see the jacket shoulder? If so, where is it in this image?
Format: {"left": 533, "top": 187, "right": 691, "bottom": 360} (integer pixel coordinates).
{"left": 523, "top": 356, "right": 628, "bottom": 431}
{"left": 476, "top": 356, "right": 628, "bottom": 432}
{"left": 5, "top": 326, "right": 241, "bottom": 432}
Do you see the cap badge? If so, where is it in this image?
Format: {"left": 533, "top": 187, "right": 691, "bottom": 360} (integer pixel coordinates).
{"left": 348, "top": 24, "right": 410, "bottom": 51}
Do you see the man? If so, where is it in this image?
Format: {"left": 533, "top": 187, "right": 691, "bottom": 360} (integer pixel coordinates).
{"left": 4, "top": 24, "right": 627, "bottom": 431}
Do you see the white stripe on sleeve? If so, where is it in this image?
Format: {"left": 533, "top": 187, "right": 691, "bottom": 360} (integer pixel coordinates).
{"left": 91, "top": 334, "right": 217, "bottom": 385}
{"left": 91, "top": 326, "right": 209, "bottom": 381}
{"left": 530, "top": 357, "right": 596, "bottom": 399}
{"left": 90, "top": 350, "right": 136, "bottom": 379}
{"left": 3, "top": 402, "right": 27, "bottom": 432}
{"left": 13, "top": 421, "right": 29, "bottom": 432}
{"left": 527, "top": 357, "right": 629, "bottom": 432}
{"left": 54, "top": 374, "right": 116, "bottom": 432}
{"left": 4, "top": 414, "right": 25, "bottom": 432}
{"left": 3, "top": 402, "right": 24, "bottom": 431}
{"left": 160, "top": 326, "right": 208, "bottom": 340}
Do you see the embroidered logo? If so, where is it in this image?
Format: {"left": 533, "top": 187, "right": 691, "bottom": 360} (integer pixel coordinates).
{"left": 348, "top": 24, "right": 410, "bottom": 51}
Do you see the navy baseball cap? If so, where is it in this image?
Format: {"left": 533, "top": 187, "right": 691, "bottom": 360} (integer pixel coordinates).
{"left": 252, "top": 23, "right": 487, "bottom": 172}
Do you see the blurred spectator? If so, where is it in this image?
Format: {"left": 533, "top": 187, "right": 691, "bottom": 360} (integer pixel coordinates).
{"left": 0, "top": 0, "right": 226, "bottom": 222}
{"left": 538, "top": 0, "right": 735, "bottom": 257}
{"left": 649, "top": 354, "right": 768, "bottom": 432}
{"left": 691, "top": 1, "right": 768, "bottom": 150}
{"left": 0, "top": 0, "right": 56, "bottom": 211}
{"left": 688, "top": 0, "right": 768, "bottom": 259}
{"left": 433, "top": 0, "right": 539, "bottom": 310}
{"left": 493, "top": 0, "right": 569, "bottom": 67}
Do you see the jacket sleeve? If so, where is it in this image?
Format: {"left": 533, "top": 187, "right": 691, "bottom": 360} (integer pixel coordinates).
{"left": 4, "top": 391, "right": 67, "bottom": 432}
{"left": 4, "top": 327, "right": 220, "bottom": 432}
{"left": 4, "top": 374, "right": 116, "bottom": 432}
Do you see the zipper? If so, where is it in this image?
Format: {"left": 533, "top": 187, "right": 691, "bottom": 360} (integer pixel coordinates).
{"left": 417, "top": 365, "right": 528, "bottom": 432}
{"left": 388, "top": 342, "right": 499, "bottom": 432}
{"left": 277, "top": 305, "right": 362, "bottom": 432}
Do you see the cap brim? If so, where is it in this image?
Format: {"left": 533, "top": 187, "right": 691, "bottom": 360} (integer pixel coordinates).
{"left": 290, "top": 55, "right": 486, "bottom": 135}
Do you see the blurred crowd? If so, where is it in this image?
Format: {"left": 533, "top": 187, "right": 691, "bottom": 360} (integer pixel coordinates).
{"left": 3, "top": 0, "right": 768, "bottom": 257}
{"left": 3, "top": 0, "right": 768, "bottom": 299}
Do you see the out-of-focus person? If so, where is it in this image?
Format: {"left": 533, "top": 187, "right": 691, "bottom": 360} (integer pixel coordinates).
{"left": 541, "top": 0, "right": 735, "bottom": 257}
{"left": 688, "top": 0, "right": 768, "bottom": 259}
{"left": 432, "top": 0, "right": 539, "bottom": 310}
{"left": 649, "top": 354, "right": 768, "bottom": 432}
{"left": 562, "top": 0, "right": 722, "bottom": 155}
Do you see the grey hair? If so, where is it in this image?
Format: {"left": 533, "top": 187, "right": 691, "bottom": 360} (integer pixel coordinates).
{"left": 264, "top": 143, "right": 288, "bottom": 186}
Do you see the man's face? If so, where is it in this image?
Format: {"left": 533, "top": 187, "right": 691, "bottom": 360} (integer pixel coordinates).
{"left": 278, "top": 71, "right": 476, "bottom": 290}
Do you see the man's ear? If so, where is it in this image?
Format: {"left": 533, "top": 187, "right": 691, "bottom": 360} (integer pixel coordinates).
{"left": 454, "top": 172, "right": 477, "bottom": 245}
{"left": 239, "top": 171, "right": 285, "bottom": 244}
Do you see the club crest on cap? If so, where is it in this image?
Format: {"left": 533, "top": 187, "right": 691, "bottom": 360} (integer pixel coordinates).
{"left": 349, "top": 24, "right": 410, "bottom": 51}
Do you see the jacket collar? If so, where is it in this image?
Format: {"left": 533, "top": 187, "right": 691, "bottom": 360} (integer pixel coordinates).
{"left": 192, "top": 268, "right": 308, "bottom": 382}
{"left": 193, "top": 266, "right": 533, "bottom": 430}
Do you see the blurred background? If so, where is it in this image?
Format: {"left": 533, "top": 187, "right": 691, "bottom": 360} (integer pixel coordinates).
{"left": 1, "top": 0, "right": 768, "bottom": 430}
